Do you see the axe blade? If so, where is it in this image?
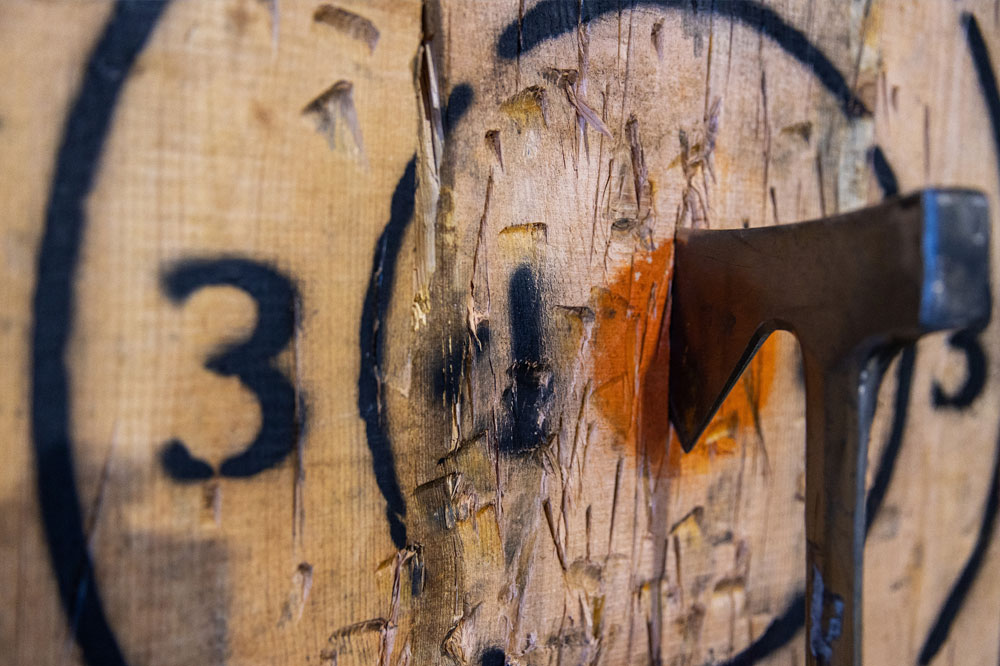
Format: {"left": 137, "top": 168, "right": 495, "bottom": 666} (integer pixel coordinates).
{"left": 666, "top": 189, "right": 990, "bottom": 665}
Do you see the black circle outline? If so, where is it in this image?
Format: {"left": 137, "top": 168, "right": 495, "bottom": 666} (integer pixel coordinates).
{"left": 30, "top": 2, "right": 168, "bottom": 664}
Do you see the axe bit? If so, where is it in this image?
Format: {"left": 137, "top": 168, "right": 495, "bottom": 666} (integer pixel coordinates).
{"left": 666, "top": 189, "right": 991, "bottom": 665}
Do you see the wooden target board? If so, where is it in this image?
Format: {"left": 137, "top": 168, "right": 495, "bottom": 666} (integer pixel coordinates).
{"left": 0, "top": 1, "right": 998, "bottom": 664}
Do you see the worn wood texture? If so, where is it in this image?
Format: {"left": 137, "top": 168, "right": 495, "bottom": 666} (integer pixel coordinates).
{"left": 1, "top": 1, "right": 999, "bottom": 665}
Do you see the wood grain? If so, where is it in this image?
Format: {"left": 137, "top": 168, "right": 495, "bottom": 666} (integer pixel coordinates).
{"left": 0, "top": 1, "right": 998, "bottom": 664}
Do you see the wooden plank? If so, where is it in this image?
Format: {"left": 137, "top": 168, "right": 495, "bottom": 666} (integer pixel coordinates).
{"left": 0, "top": 1, "right": 998, "bottom": 664}
{"left": 1, "top": 1, "right": 421, "bottom": 664}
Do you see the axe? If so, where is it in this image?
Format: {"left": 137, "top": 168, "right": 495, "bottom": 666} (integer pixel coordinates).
{"left": 667, "top": 189, "right": 991, "bottom": 665}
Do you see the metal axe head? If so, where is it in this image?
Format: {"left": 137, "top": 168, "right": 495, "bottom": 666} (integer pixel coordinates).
{"left": 666, "top": 188, "right": 991, "bottom": 666}
{"left": 668, "top": 189, "right": 991, "bottom": 452}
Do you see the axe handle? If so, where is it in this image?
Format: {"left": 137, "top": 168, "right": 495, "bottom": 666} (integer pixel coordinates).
{"left": 803, "top": 352, "right": 890, "bottom": 666}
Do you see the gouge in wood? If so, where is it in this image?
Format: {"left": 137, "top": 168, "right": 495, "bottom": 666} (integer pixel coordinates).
{"left": 667, "top": 189, "right": 991, "bottom": 665}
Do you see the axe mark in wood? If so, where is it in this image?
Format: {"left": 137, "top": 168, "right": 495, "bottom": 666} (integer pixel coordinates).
{"left": 667, "top": 190, "right": 991, "bottom": 665}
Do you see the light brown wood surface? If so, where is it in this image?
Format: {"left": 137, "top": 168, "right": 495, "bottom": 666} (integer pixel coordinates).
{"left": 1, "top": 1, "right": 998, "bottom": 664}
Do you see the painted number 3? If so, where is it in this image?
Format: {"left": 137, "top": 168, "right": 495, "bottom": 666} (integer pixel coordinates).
{"left": 158, "top": 258, "right": 303, "bottom": 481}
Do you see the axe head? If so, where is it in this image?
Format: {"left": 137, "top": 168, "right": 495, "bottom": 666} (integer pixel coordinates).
{"left": 667, "top": 189, "right": 992, "bottom": 452}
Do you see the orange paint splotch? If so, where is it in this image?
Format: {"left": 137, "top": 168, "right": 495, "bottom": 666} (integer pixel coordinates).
{"left": 661, "top": 337, "right": 779, "bottom": 479}
{"left": 590, "top": 240, "right": 779, "bottom": 478}
{"left": 589, "top": 241, "right": 673, "bottom": 468}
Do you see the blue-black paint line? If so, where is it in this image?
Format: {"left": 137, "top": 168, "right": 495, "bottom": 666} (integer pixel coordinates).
{"left": 357, "top": 85, "right": 475, "bottom": 548}
{"left": 869, "top": 145, "right": 900, "bottom": 197}
{"left": 865, "top": 345, "right": 915, "bottom": 534}
{"left": 509, "top": 265, "right": 543, "bottom": 363}
{"left": 159, "top": 258, "right": 302, "bottom": 480}
{"left": 916, "top": 14, "right": 1000, "bottom": 663}
{"left": 445, "top": 82, "right": 474, "bottom": 135}
{"left": 480, "top": 647, "right": 508, "bottom": 666}
{"left": 932, "top": 326, "right": 987, "bottom": 409}
{"left": 499, "top": 265, "right": 553, "bottom": 455}
{"left": 918, "top": 425, "right": 1000, "bottom": 664}
{"left": 719, "top": 593, "right": 806, "bottom": 666}
{"left": 160, "top": 440, "right": 214, "bottom": 481}
{"left": 358, "top": 156, "right": 416, "bottom": 549}
{"left": 495, "top": 0, "right": 870, "bottom": 118}
{"left": 29, "top": 2, "right": 169, "bottom": 665}
{"left": 965, "top": 13, "right": 1000, "bottom": 182}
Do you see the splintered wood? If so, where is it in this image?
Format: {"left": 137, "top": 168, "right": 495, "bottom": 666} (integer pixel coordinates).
{"left": 0, "top": 1, "right": 998, "bottom": 665}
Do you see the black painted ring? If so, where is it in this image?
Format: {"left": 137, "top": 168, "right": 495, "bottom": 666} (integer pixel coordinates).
{"left": 31, "top": 2, "right": 168, "bottom": 664}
